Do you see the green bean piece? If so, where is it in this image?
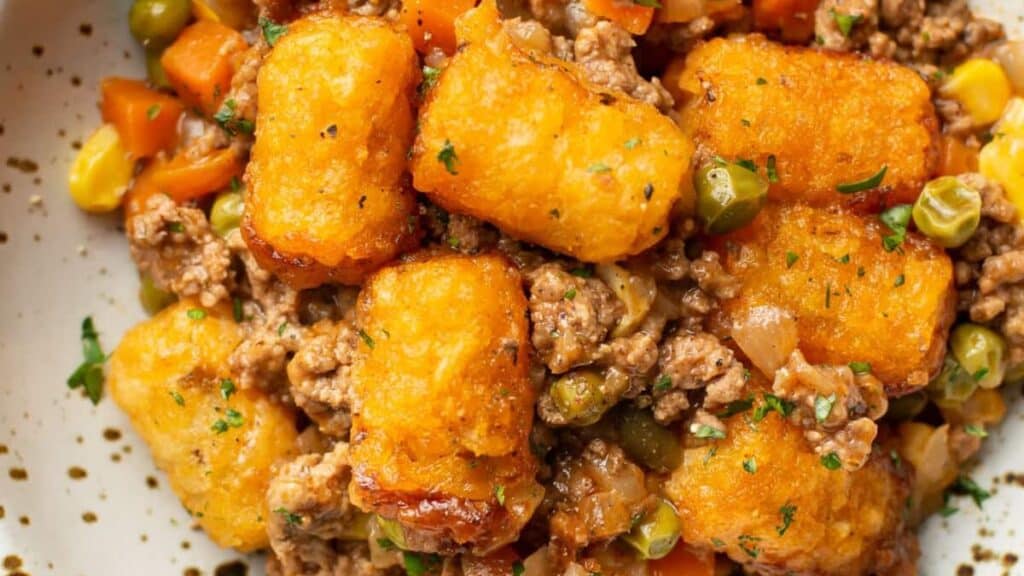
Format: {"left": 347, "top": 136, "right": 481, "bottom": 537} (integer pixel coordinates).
{"left": 375, "top": 516, "right": 408, "bottom": 550}
{"left": 145, "top": 48, "right": 171, "bottom": 89}
{"left": 911, "top": 176, "right": 981, "bottom": 248}
{"left": 928, "top": 355, "right": 978, "bottom": 404}
{"left": 210, "top": 191, "right": 245, "bottom": 237}
{"left": 621, "top": 498, "right": 682, "bottom": 560}
{"left": 617, "top": 408, "right": 682, "bottom": 473}
{"left": 695, "top": 162, "right": 768, "bottom": 235}
{"left": 883, "top": 391, "right": 928, "bottom": 421}
{"left": 129, "top": 0, "right": 193, "bottom": 49}
{"left": 950, "top": 323, "right": 1007, "bottom": 389}
{"left": 139, "top": 274, "right": 176, "bottom": 315}
{"left": 549, "top": 370, "right": 608, "bottom": 426}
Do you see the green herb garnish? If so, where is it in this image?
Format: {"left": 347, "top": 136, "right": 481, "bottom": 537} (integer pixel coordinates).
{"left": 837, "top": 165, "right": 888, "bottom": 194}
{"left": 67, "top": 317, "right": 107, "bottom": 405}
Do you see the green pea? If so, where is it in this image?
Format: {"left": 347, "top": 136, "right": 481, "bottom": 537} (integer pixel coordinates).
{"left": 616, "top": 408, "right": 682, "bottom": 473}
{"left": 911, "top": 176, "right": 981, "bottom": 248}
{"left": 129, "top": 0, "right": 193, "bottom": 49}
{"left": 950, "top": 323, "right": 1007, "bottom": 389}
{"left": 375, "top": 516, "right": 408, "bottom": 549}
{"left": 145, "top": 48, "right": 171, "bottom": 89}
{"left": 695, "top": 162, "right": 768, "bottom": 235}
{"left": 621, "top": 498, "right": 681, "bottom": 560}
{"left": 883, "top": 391, "right": 928, "bottom": 421}
{"left": 928, "top": 354, "right": 978, "bottom": 404}
{"left": 210, "top": 191, "right": 245, "bottom": 237}
{"left": 549, "top": 370, "right": 608, "bottom": 426}
{"left": 139, "top": 274, "right": 176, "bottom": 315}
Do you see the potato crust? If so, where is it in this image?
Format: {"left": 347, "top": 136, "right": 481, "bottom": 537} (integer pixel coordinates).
{"left": 410, "top": 1, "right": 695, "bottom": 263}
{"left": 673, "top": 35, "right": 939, "bottom": 207}
{"left": 665, "top": 409, "right": 914, "bottom": 574}
{"left": 347, "top": 253, "right": 542, "bottom": 554}
{"left": 713, "top": 203, "right": 955, "bottom": 393}
{"left": 244, "top": 15, "right": 420, "bottom": 289}
{"left": 108, "top": 301, "right": 299, "bottom": 551}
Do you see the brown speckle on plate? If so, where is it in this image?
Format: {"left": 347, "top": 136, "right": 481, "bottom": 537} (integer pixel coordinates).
{"left": 70, "top": 75, "right": 82, "bottom": 87}
{"left": 79, "top": 23, "right": 93, "bottom": 36}
{"left": 140, "top": 533, "right": 148, "bottom": 542}
{"left": 31, "top": 45, "right": 43, "bottom": 57}
{"left": 81, "top": 511, "right": 97, "bottom": 523}
{"left": 111, "top": 452, "right": 121, "bottom": 462}
{"left": 146, "top": 476, "right": 158, "bottom": 489}
{"left": 0, "top": 443, "right": 8, "bottom": 454}
{"left": 67, "top": 466, "right": 87, "bottom": 480}
{"left": 3, "top": 555, "right": 22, "bottom": 570}
{"left": 214, "top": 560, "right": 248, "bottom": 576}
{"left": 19, "top": 515, "right": 29, "bottom": 525}
{"left": 103, "top": 428, "right": 122, "bottom": 441}
{"left": 0, "top": 505, "right": 5, "bottom": 519}
{"left": 0, "top": 231, "right": 8, "bottom": 244}
{"left": 9, "top": 467, "right": 27, "bottom": 481}
{"left": 957, "top": 565, "right": 975, "bottom": 576}
{"left": 184, "top": 568, "right": 201, "bottom": 576}
{"left": 6, "top": 157, "right": 39, "bottom": 173}
{"left": 181, "top": 540, "right": 190, "bottom": 550}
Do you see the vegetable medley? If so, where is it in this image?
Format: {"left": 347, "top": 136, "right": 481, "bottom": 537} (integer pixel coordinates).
{"left": 66, "top": 0, "right": 1024, "bottom": 574}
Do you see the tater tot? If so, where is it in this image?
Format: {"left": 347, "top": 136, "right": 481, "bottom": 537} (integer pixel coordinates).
{"left": 713, "top": 203, "right": 955, "bottom": 394}
{"left": 665, "top": 408, "right": 915, "bottom": 574}
{"left": 347, "top": 253, "right": 542, "bottom": 554}
{"left": 244, "top": 15, "right": 419, "bottom": 289}
{"left": 673, "top": 35, "right": 939, "bottom": 207}
{"left": 108, "top": 300, "right": 299, "bottom": 551}
{"left": 411, "top": 1, "right": 695, "bottom": 263}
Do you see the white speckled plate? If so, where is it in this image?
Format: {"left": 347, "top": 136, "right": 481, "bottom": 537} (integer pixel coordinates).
{"left": 0, "top": 1, "right": 1021, "bottom": 575}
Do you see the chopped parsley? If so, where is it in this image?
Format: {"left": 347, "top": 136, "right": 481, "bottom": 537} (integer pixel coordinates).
{"left": 703, "top": 446, "right": 718, "bottom": 465}
{"left": 274, "top": 507, "right": 302, "bottom": 526}
{"left": 738, "top": 534, "right": 762, "bottom": 558}
{"left": 259, "top": 17, "right": 288, "bottom": 46}
{"left": 277, "top": 321, "right": 289, "bottom": 336}
{"left": 403, "top": 553, "right": 441, "bottom": 576}
{"left": 821, "top": 452, "right": 842, "bottom": 470}
{"left": 756, "top": 77, "right": 768, "bottom": 85}
{"left": 446, "top": 236, "right": 461, "bottom": 249}
{"left": 624, "top": 137, "right": 642, "bottom": 150}
{"left": 213, "top": 409, "right": 243, "bottom": 433}
{"left": 187, "top": 308, "right": 207, "bottom": 321}
{"left": 952, "top": 475, "right": 990, "bottom": 508}
{"left": 170, "top": 390, "right": 185, "bottom": 406}
{"left": 836, "top": 253, "right": 850, "bottom": 264}
{"left": 939, "top": 492, "right": 959, "bottom": 518}
{"left": 777, "top": 503, "right": 796, "bottom": 536}
{"left": 513, "top": 561, "right": 525, "bottom": 576}
{"left": 718, "top": 396, "right": 754, "bottom": 418}
{"left": 972, "top": 367, "right": 990, "bottom": 381}
{"left": 814, "top": 394, "right": 836, "bottom": 423}
{"left": 168, "top": 221, "right": 185, "bottom": 233}
{"left": 377, "top": 538, "right": 398, "bottom": 551}
{"left": 753, "top": 393, "right": 795, "bottom": 422}
{"left": 694, "top": 424, "right": 726, "bottom": 440}
{"left": 880, "top": 203, "right": 912, "bottom": 252}
{"left": 220, "top": 378, "right": 236, "bottom": 400}
{"left": 786, "top": 251, "right": 799, "bottom": 268}
{"left": 67, "top": 317, "right": 107, "bottom": 405}
{"left": 211, "top": 420, "right": 229, "bottom": 434}
{"left": 849, "top": 361, "right": 872, "bottom": 374}
{"left": 741, "top": 118, "right": 752, "bottom": 127}
{"left": 894, "top": 273, "right": 906, "bottom": 287}
{"left": 494, "top": 484, "right": 506, "bottom": 506}
{"left": 587, "top": 162, "right": 612, "bottom": 174}
{"left": 437, "top": 140, "right": 459, "bottom": 175}
{"left": 742, "top": 457, "right": 757, "bottom": 474}
{"left": 964, "top": 424, "right": 988, "bottom": 438}
{"left": 837, "top": 165, "right": 888, "bottom": 194}
{"left": 653, "top": 374, "right": 673, "bottom": 392}
{"left": 563, "top": 288, "right": 577, "bottom": 301}
{"left": 830, "top": 8, "right": 864, "bottom": 37}
{"left": 711, "top": 537, "right": 726, "bottom": 548}
{"left": 358, "top": 329, "right": 376, "bottom": 349}
{"left": 736, "top": 158, "right": 758, "bottom": 173}
{"left": 766, "top": 154, "right": 779, "bottom": 183}
{"left": 232, "top": 297, "right": 244, "bottom": 322}
{"left": 146, "top": 104, "right": 161, "bottom": 121}
{"left": 420, "top": 66, "right": 441, "bottom": 95}
{"left": 569, "top": 266, "right": 592, "bottom": 278}
{"left": 213, "top": 99, "right": 254, "bottom": 136}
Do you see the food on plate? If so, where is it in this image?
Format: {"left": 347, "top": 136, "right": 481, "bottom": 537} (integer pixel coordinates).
{"left": 672, "top": 35, "right": 939, "bottom": 207}
{"left": 244, "top": 14, "right": 420, "bottom": 288}
{"left": 347, "top": 253, "right": 542, "bottom": 554}
{"left": 108, "top": 300, "right": 299, "bottom": 550}
{"left": 65, "top": 0, "right": 1021, "bottom": 572}
{"left": 411, "top": 1, "right": 694, "bottom": 263}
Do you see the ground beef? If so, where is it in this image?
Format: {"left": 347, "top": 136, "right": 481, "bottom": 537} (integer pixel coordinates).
{"left": 655, "top": 331, "right": 747, "bottom": 422}
{"left": 287, "top": 319, "right": 359, "bottom": 437}
{"left": 548, "top": 439, "right": 650, "bottom": 566}
{"left": 954, "top": 175, "right": 1024, "bottom": 365}
{"left": 267, "top": 443, "right": 393, "bottom": 576}
{"left": 815, "top": 0, "right": 880, "bottom": 52}
{"left": 774, "top": 349, "right": 889, "bottom": 470}
{"left": 503, "top": 17, "right": 575, "bottom": 61}
{"left": 128, "top": 194, "right": 232, "bottom": 308}
{"left": 527, "top": 263, "right": 624, "bottom": 374}
{"left": 573, "top": 21, "right": 674, "bottom": 111}
{"left": 445, "top": 213, "right": 499, "bottom": 255}
{"left": 688, "top": 251, "right": 740, "bottom": 300}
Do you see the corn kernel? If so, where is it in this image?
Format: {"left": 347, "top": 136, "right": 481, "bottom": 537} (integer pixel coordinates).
{"left": 980, "top": 135, "right": 1024, "bottom": 221}
{"left": 191, "top": 0, "right": 222, "bottom": 23}
{"left": 190, "top": 0, "right": 251, "bottom": 29}
{"left": 940, "top": 58, "right": 1012, "bottom": 127}
{"left": 995, "top": 97, "right": 1024, "bottom": 138}
{"left": 68, "top": 124, "right": 135, "bottom": 213}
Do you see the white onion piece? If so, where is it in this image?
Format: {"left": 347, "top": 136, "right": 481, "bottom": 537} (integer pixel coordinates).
{"left": 523, "top": 547, "right": 553, "bottom": 576}
{"left": 730, "top": 305, "right": 798, "bottom": 376}
{"left": 994, "top": 41, "right": 1024, "bottom": 94}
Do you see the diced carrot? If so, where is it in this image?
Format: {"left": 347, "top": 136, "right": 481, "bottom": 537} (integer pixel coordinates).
{"left": 161, "top": 20, "right": 246, "bottom": 115}
{"left": 583, "top": 0, "right": 655, "bottom": 35}
{"left": 648, "top": 544, "right": 716, "bottom": 576}
{"left": 125, "top": 148, "right": 242, "bottom": 224}
{"left": 752, "top": 0, "right": 820, "bottom": 41}
{"left": 656, "top": 0, "right": 742, "bottom": 24}
{"left": 100, "top": 77, "right": 184, "bottom": 158}
{"left": 398, "top": 0, "right": 478, "bottom": 55}
{"left": 123, "top": 161, "right": 163, "bottom": 228}
{"left": 937, "top": 134, "right": 979, "bottom": 176}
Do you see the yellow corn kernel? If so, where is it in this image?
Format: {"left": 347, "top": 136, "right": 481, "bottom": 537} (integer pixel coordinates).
{"left": 191, "top": 0, "right": 221, "bottom": 23}
{"left": 191, "top": 0, "right": 252, "bottom": 29}
{"left": 68, "top": 124, "right": 134, "bottom": 213}
{"left": 980, "top": 135, "right": 1024, "bottom": 220}
{"left": 940, "top": 58, "right": 1012, "bottom": 127}
{"left": 996, "top": 97, "right": 1024, "bottom": 138}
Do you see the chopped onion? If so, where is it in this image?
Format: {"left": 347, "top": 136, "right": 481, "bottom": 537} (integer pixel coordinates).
{"left": 994, "top": 42, "right": 1024, "bottom": 94}
{"left": 596, "top": 264, "right": 657, "bottom": 338}
{"left": 730, "top": 305, "right": 798, "bottom": 376}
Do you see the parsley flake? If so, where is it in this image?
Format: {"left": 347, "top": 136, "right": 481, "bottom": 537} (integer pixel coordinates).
{"left": 587, "top": 162, "right": 612, "bottom": 174}
{"left": 738, "top": 534, "right": 762, "bottom": 558}
{"left": 437, "top": 140, "right": 459, "bottom": 175}
{"left": 964, "top": 424, "right": 988, "bottom": 438}
{"left": 894, "top": 273, "right": 905, "bottom": 287}
{"left": 742, "top": 457, "right": 757, "bottom": 474}
{"left": 786, "top": 251, "right": 799, "bottom": 268}
{"left": 766, "top": 154, "right": 779, "bottom": 183}
{"left": 753, "top": 393, "right": 795, "bottom": 422}
{"left": 420, "top": 66, "right": 441, "bottom": 95}
{"left": 624, "top": 137, "right": 642, "bottom": 150}
{"left": 274, "top": 507, "right": 302, "bottom": 526}
{"left": 260, "top": 17, "right": 288, "bottom": 46}
{"left": 777, "top": 503, "right": 796, "bottom": 536}
{"left": 821, "top": 452, "right": 842, "bottom": 470}
{"left": 718, "top": 396, "right": 754, "bottom": 418}
{"left": 837, "top": 165, "right": 888, "bottom": 194}
{"left": 880, "top": 204, "right": 912, "bottom": 252}
{"left": 67, "top": 317, "right": 107, "bottom": 405}
{"left": 830, "top": 8, "right": 864, "bottom": 37}
{"left": 814, "top": 394, "right": 836, "bottom": 423}
{"left": 563, "top": 288, "right": 577, "bottom": 301}
{"left": 170, "top": 390, "right": 185, "bottom": 406}
{"left": 146, "top": 104, "right": 161, "bottom": 121}
{"left": 694, "top": 424, "right": 726, "bottom": 440}
{"left": 220, "top": 378, "right": 236, "bottom": 400}
{"left": 849, "top": 361, "right": 872, "bottom": 374}
{"left": 513, "top": 561, "right": 525, "bottom": 576}
{"left": 187, "top": 308, "right": 207, "bottom": 321}
{"left": 494, "top": 484, "right": 506, "bottom": 506}
{"left": 972, "top": 367, "right": 989, "bottom": 381}
{"left": 653, "top": 374, "right": 672, "bottom": 392}
{"left": 358, "top": 329, "right": 376, "bottom": 349}
{"left": 952, "top": 475, "right": 990, "bottom": 508}
{"left": 232, "top": 297, "right": 244, "bottom": 322}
